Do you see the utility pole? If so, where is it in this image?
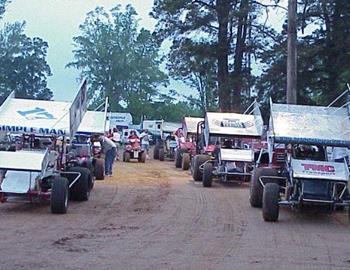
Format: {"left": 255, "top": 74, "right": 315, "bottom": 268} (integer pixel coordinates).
{"left": 287, "top": 0, "right": 297, "bottom": 104}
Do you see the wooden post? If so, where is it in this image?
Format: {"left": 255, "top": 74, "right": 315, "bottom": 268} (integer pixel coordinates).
{"left": 287, "top": 0, "right": 297, "bottom": 104}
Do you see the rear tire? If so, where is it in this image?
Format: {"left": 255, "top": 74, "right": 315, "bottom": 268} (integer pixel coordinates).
{"left": 202, "top": 162, "right": 213, "bottom": 187}
{"left": 94, "top": 158, "right": 105, "bottom": 180}
{"left": 182, "top": 153, "right": 190, "bottom": 170}
{"left": 262, "top": 183, "right": 280, "bottom": 222}
{"left": 153, "top": 144, "right": 160, "bottom": 159}
{"left": 159, "top": 148, "right": 165, "bottom": 161}
{"left": 51, "top": 176, "right": 69, "bottom": 214}
{"left": 250, "top": 168, "right": 278, "bottom": 208}
{"left": 175, "top": 149, "right": 183, "bottom": 168}
{"left": 68, "top": 167, "right": 91, "bottom": 201}
{"left": 192, "top": 155, "right": 210, "bottom": 182}
{"left": 139, "top": 151, "right": 146, "bottom": 163}
{"left": 124, "top": 152, "right": 131, "bottom": 162}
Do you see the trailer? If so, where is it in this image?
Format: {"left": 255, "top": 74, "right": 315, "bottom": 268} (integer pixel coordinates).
{"left": 250, "top": 99, "right": 350, "bottom": 222}
{"left": 0, "top": 80, "right": 91, "bottom": 214}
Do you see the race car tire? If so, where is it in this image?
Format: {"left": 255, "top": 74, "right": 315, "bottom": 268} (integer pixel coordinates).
{"left": 182, "top": 153, "right": 190, "bottom": 170}
{"left": 192, "top": 155, "right": 210, "bottom": 182}
{"left": 51, "top": 176, "right": 69, "bottom": 214}
{"left": 159, "top": 148, "right": 165, "bottom": 161}
{"left": 68, "top": 167, "right": 92, "bottom": 201}
{"left": 202, "top": 162, "right": 213, "bottom": 187}
{"left": 175, "top": 149, "right": 185, "bottom": 168}
{"left": 94, "top": 158, "right": 105, "bottom": 180}
{"left": 262, "top": 183, "right": 280, "bottom": 222}
{"left": 250, "top": 167, "right": 278, "bottom": 208}
{"left": 154, "top": 144, "right": 160, "bottom": 160}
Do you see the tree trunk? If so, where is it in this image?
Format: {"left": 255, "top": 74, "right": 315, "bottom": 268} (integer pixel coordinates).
{"left": 287, "top": 0, "right": 297, "bottom": 104}
{"left": 216, "top": 0, "right": 231, "bottom": 112}
{"left": 231, "top": 0, "right": 249, "bottom": 112}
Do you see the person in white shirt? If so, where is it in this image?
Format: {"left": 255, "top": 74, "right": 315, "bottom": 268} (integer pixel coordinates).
{"left": 111, "top": 128, "right": 121, "bottom": 160}
{"left": 140, "top": 129, "right": 150, "bottom": 159}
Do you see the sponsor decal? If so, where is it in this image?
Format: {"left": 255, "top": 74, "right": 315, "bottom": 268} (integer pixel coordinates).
{"left": 0, "top": 125, "right": 65, "bottom": 135}
{"left": 17, "top": 107, "right": 56, "bottom": 120}
{"left": 213, "top": 118, "right": 254, "bottom": 129}
{"left": 302, "top": 163, "right": 335, "bottom": 173}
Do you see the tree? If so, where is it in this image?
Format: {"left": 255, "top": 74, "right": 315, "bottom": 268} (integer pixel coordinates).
{"left": 0, "top": 22, "right": 53, "bottom": 103}
{"left": 167, "top": 38, "right": 218, "bottom": 113}
{"left": 257, "top": 0, "right": 350, "bottom": 106}
{"left": 68, "top": 4, "right": 168, "bottom": 121}
{"left": 152, "top": 0, "right": 279, "bottom": 113}
{"left": 0, "top": 0, "right": 9, "bottom": 19}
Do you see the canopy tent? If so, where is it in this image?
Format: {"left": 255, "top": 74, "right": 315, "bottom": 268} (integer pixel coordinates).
{"left": 269, "top": 100, "right": 350, "bottom": 147}
{"left": 182, "top": 117, "right": 204, "bottom": 137}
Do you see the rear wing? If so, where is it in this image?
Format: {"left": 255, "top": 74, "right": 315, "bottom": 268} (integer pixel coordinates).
{"left": 77, "top": 97, "right": 109, "bottom": 135}
{"left": 0, "top": 150, "right": 50, "bottom": 172}
{"left": 182, "top": 117, "right": 204, "bottom": 138}
{"left": 269, "top": 99, "right": 350, "bottom": 147}
{"left": 204, "top": 101, "right": 263, "bottom": 147}
{"left": 0, "top": 79, "right": 88, "bottom": 138}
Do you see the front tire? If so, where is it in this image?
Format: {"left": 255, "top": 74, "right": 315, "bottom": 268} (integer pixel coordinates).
{"left": 182, "top": 153, "right": 190, "bottom": 170}
{"left": 51, "top": 176, "right": 69, "bottom": 214}
{"left": 250, "top": 168, "right": 278, "bottom": 208}
{"left": 262, "top": 183, "right": 280, "bottom": 222}
{"left": 192, "top": 155, "right": 210, "bottom": 182}
{"left": 94, "top": 158, "right": 105, "bottom": 180}
{"left": 202, "top": 162, "right": 213, "bottom": 187}
{"left": 159, "top": 148, "right": 165, "bottom": 161}
{"left": 175, "top": 149, "right": 183, "bottom": 168}
{"left": 153, "top": 144, "right": 160, "bottom": 159}
{"left": 68, "top": 167, "right": 92, "bottom": 201}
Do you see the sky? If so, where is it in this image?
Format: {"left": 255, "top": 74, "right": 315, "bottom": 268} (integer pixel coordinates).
{"left": 2, "top": 0, "right": 288, "bottom": 102}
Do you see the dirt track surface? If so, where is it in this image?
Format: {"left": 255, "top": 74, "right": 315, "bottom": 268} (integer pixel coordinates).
{"left": 0, "top": 158, "right": 350, "bottom": 270}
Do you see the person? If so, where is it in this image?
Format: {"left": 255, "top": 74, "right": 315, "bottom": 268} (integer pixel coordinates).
{"left": 112, "top": 128, "right": 121, "bottom": 160}
{"left": 128, "top": 130, "right": 139, "bottom": 140}
{"left": 101, "top": 136, "right": 117, "bottom": 176}
{"left": 140, "top": 129, "right": 150, "bottom": 159}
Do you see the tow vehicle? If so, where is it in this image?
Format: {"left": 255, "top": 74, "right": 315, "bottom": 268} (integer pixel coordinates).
{"left": 174, "top": 117, "right": 203, "bottom": 170}
{"left": 0, "top": 80, "right": 91, "bottom": 214}
{"left": 250, "top": 98, "right": 350, "bottom": 222}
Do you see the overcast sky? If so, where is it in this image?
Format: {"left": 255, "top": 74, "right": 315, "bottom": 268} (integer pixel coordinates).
{"left": 2, "top": 0, "right": 287, "bottom": 102}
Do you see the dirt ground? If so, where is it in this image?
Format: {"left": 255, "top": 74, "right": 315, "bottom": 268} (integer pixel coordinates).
{"left": 0, "top": 154, "right": 350, "bottom": 270}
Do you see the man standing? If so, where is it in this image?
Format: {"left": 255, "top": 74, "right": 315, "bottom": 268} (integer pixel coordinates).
{"left": 102, "top": 136, "right": 117, "bottom": 176}
{"left": 140, "top": 129, "right": 150, "bottom": 159}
